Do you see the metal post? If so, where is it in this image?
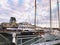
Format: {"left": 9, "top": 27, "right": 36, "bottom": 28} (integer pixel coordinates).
{"left": 34, "top": 0, "right": 37, "bottom": 30}
{"left": 50, "top": 0, "right": 52, "bottom": 32}
{"left": 21, "top": 38, "right": 22, "bottom": 45}
{"left": 57, "top": 0, "right": 60, "bottom": 30}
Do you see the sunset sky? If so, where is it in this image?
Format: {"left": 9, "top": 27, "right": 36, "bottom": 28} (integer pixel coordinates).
{"left": 0, "top": 0, "right": 60, "bottom": 28}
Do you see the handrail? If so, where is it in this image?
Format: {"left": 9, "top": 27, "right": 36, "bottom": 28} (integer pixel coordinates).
{"left": 17, "top": 37, "right": 34, "bottom": 39}
{"left": 31, "top": 38, "right": 44, "bottom": 45}
{"left": 22, "top": 35, "right": 41, "bottom": 45}
{"left": 16, "top": 35, "right": 38, "bottom": 37}
{"left": 0, "top": 34, "right": 10, "bottom": 42}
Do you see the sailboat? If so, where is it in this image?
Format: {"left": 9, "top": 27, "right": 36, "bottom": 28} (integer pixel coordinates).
{"left": 31, "top": 0, "right": 60, "bottom": 45}
{"left": 13, "top": 0, "right": 60, "bottom": 45}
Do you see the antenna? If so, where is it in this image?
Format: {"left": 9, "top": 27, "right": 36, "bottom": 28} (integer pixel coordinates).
{"left": 34, "top": 0, "right": 37, "bottom": 30}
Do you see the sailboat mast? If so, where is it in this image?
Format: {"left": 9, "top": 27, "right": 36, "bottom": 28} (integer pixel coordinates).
{"left": 50, "top": 0, "right": 52, "bottom": 31}
{"left": 34, "top": 0, "right": 36, "bottom": 30}
{"left": 57, "top": 0, "right": 60, "bottom": 29}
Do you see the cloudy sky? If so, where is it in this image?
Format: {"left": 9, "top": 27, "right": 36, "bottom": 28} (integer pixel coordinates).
{"left": 0, "top": 0, "right": 60, "bottom": 28}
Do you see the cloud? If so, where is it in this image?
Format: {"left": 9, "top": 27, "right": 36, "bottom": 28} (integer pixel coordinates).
{"left": 36, "top": 0, "right": 59, "bottom": 28}
{"left": 0, "top": 0, "right": 59, "bottom": 28}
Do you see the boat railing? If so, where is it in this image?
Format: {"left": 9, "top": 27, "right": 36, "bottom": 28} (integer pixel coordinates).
{"left": 16, "top": 35, "right": 41, "bottom": 45}
{"left": 31, "top": 37, "right": 44, "bottom": 45}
